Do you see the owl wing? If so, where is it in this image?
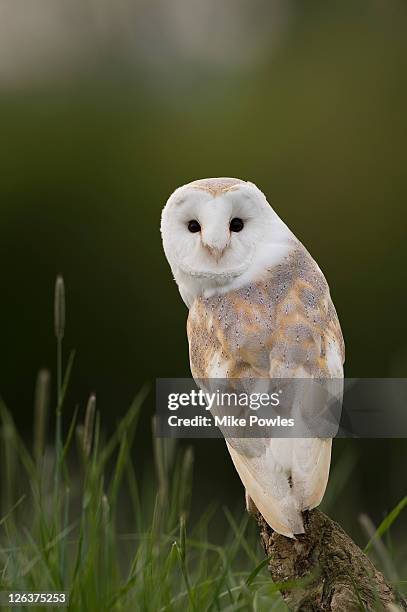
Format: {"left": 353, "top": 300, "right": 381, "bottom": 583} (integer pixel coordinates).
{"left": 188, "top": 249, "right": 344, "bottom": 538}
{"left": 226, "top": 283, "right": 344, "bottom": 537}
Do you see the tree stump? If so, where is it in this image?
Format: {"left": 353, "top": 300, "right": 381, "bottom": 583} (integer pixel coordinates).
{"left": 256, "top": 509, "right": 407, "bottom": 611}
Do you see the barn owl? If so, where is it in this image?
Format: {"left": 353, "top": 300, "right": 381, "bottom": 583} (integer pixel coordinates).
{"left": 161, "top": 177, "right": 344, "bottom": 538}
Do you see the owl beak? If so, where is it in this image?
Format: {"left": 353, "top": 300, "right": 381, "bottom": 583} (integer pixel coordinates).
{"left": 201, "top": 234, "right": 228, "bottom": 261}
{"left": 203, "top": 245, "right": 226, "bottom": 262}
{"left": 201, "top": 224, "right": 230, "bottom": 262}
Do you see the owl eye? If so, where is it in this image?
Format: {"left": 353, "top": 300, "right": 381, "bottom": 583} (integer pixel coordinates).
{"left": 230, "top": 218, "right": 244, "bottom": 232}
{"left": 187, "top": 220, "right": 201, "bottom": 233}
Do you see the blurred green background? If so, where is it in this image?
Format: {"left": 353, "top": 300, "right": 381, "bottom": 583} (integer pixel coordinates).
{"left": 0, "top": 0, "right": 406, "bottom": 543}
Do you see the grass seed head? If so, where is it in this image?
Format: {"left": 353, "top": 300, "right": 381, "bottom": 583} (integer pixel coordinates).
{"left": 33, "top": 369, "right": 51, "bottom": 462}
{"left": 84, "top": 393, "right": 96, "bottom": 459}
{"left": 54, "top": 275, "right": 66, "bottom": 341}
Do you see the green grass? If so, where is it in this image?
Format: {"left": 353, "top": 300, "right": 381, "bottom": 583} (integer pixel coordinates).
{"left": 0, "top": 277, "right": 286, "bottom": 611}
{"left": 0, "top": 375, "right": 286, "bottom": 611}
{"left": 0, "top": 277, "right": 406, "bottom": 611}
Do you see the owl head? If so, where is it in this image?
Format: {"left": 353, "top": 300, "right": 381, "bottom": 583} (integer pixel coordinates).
{"left": 161, "top": 178, "right": 294, "bottom": 306}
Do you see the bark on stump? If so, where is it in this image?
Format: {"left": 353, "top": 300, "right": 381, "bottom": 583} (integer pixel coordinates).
{"left": 256, "top": 509, "right": 407, "bottom": 611}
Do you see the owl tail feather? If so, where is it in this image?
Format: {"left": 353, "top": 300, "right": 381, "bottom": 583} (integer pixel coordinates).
{"left": 227, "top": 442, "right": 305, "bottom": 538}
